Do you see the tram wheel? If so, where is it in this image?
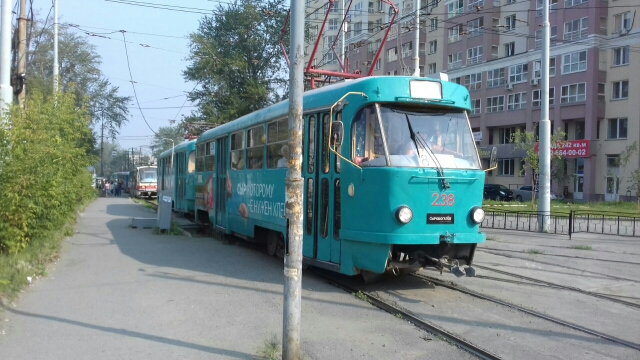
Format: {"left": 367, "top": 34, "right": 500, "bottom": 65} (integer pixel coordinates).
{"left": 266, "top": 232, "right": 279, "bottom": 257}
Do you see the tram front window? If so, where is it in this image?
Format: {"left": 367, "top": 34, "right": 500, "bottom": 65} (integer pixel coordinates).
{"left": 352, "top": 104, "right": 481, "bottom": 169}
{"left": 141, "top": 171, "right": 157, "bottom": 182}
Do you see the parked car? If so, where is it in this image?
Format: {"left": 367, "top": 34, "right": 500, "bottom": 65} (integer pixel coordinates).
{"left": 483, "top": 184, "right": 513, "bottom": 201}
{"left": 513, "top": 185, "right": 561, "bottom": 202}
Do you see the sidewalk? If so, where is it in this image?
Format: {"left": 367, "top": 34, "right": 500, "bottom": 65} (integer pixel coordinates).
{"left": 0, "top": 196, "right": 473, "bottom": 360}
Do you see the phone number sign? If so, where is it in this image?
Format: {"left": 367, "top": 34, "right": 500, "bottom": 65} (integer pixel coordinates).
{"left": 535, "top": 140, "right": 589, "bottom": 158}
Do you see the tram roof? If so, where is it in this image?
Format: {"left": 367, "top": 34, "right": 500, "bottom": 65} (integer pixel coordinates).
{"left": 198, "top": 76, "right": 471, "bottom": 143}
{"left": 158, "top": 139, "right": 197, "bottom": 160}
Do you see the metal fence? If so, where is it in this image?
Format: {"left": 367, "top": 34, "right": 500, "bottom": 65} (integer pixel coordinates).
{"left": 481, "top": 210, "right": 640, "bottom": 238}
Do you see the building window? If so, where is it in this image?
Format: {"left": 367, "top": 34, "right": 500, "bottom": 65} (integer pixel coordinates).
{"left": 387, "top": 47, "right": 397, "bottom": 62}
{"left": 467, "top": 0, "right": 484, "bottom": 11}
{"left": 447, "top": 52, "right": 462, "bottom": 69}
{"left": 504, "top": 42, "right": 515, "bottom": 57}
{"left": 401, "top": 42, "right": 412, "bottom": 58}
{"left": 467, "top": 46, "right": 483, "bottom": 65}
{"left": 467, "top": 17, "right": 483, "bottom": 37}
{"left": 507, "top": 92, "right": 527, "bottom": 110}
{"left": 446, "top": 0, "right": 463, "bottom": 18}
{"left": 575, "top": 121, "right": 585, "bottom": 140}
{"left": 430, "top": 18, "right": 438, "bottom": 31}
{"left": 607, "top": 118, "right": 628, "bottom": 139}
{"left": 534, "top": 26, "right": 557, "bottom": 49}
{"left": 564, "top": 17, "right": 588, "bottom": 41}
{"left": 328, "top": 18, "right": 339, "bottom": 31}
{"left": 487, "top": 68, "right": 505, "bottom": 88}
{"left": 614, "top": 12, "right": 632, "bottom": 34}
{"left": 429, "top": 40, "right": 437, "bottom": 54}
{"left": 562, "top": 50, "right": 587, "bottom": 74}
{"left": 464, "top": 72, "right": 482, "bottom": 91}
{"left": 612, "top": 81, "right": 629, "bottom": 100}
{"left": 508, "top": 63, "right": 528, "bottom": 84}
{"left": 533, "top": 57, "right": 556, "bottom": 78}
{"left": 375, "top": 58, "right": 381, "bottom": 70}
{"left": 532, "top": 88, "right": 555, "bottom": 107}
{"left": 499, "top": 127, "right": 515, "bottom": 144}
{"left": 560, "top": 83, "right": 586, "bottom": 104}
{"left": 448, "top": 24, "right": 462, "bottom": 43}
{"left": 565, "top": 0, "right": 587, "bottom": 7}
{"left": 428, "top": 63, "right": 436, "bottom": 74}
{"left": 612, "top": 46, "right": 630, "bottom": 66}
{"left": 505, "top": 14, "right": 516, "bottom": 31}
{"left": 536, "top": 0, "right": 558, "bottom": 16}
{"left": 486, "top": 96, "right": 505, "bottom": 113}
{"left": 598, "top": 83, "right": 606, "bottom": 101}
{"left": 498, "top": 159, "right": 515, "bottom": 176}
{"left": 471, "top": 99, "right": 481, "bottom": 115}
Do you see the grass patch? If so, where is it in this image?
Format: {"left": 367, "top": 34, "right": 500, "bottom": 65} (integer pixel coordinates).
{"left": 572, "top": 245, "right": 593, "bottom": 250}
{"left": 131, "top": 197, "right": 157, "bottom": 211}
{"left": 486, "top": 236, "right": 497, "bottom": 241}
{"left": 395, "top": 313, "right": 403, "bottom": 319}
{"left": 525, "top": 249, "right": 544, "bottom": 255}
{"left": 353, "top": 290, "right": 369, "bottom": 302}
{"left": 0, "top": 196, "right": 94, "bottom": 302}
{"left": 152, "top": 221, "right": 183, "bottom": 236}
{"left": 257, "top": 334, "right": 281, "bottom": 360}
{"left": 483, "top": 200, "right": 640, "bottom": 216}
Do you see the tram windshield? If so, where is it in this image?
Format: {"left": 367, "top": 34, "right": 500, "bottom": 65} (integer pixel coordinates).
{"left": 352, "top": 104, "right": 481, "bottom": 169}
{"left": 141, "top": 171, "right": 157, "bottom": 182}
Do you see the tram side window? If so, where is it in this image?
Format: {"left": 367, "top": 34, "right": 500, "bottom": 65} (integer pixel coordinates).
{"left": 188, "top": 151, "right": 196, "bottom": 173}
{"left": 196, "top": 143, "right": 206, "bottom": 172}
{"left": 205, "top": 140, "right": 216, "bottom": 172}
{"left": 266, "top": 119, "right": 289, "bottom": 169}
{"left": 230, "top": 131, "right": 245, "bottom": 170}
{"left": 335, "top": 112, "right": 342, "bottom": 174}
{"left": 247, "top": 125, "right": 265, "bottom": 169}
{"left": 322, "top": 114, "right": 330, "bottom": 174}
{"left": 352, "top": 106, "right": 384, "bottom": 164}
{"left": 307, "top": 116, "right": 315, "bottom": 173}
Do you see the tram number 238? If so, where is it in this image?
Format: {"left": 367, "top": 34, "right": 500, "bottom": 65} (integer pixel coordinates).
{"left": 431, "top": 193, "right": 455, "bottom": 206}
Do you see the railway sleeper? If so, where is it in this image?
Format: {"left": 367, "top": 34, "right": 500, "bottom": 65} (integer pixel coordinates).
{"left": 388, "top": 243, "right": 477, "bottom": 278}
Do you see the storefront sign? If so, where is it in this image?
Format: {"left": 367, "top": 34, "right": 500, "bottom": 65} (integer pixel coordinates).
{"left": 535, "top": 140, "right": 589, "bottom": 158}
{"left": 477, "top": 146, "right": 492, "bottom": 159}
{"left": 473, "top": 131, "right": 482, "bottom": 142}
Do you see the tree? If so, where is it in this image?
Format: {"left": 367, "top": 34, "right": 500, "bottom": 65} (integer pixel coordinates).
{"left": 628, "top": 168, "right": 640, "bottom": 208}
{"left": 183, "top": 0, "right": 289, "bottom": 126}
{"left": 27, "top": 20, "right": 131, "bottom": 140}
{"left": 611, "top": 141, "right": 638, "bottom": 201}
{"left": 150, "top": 126, "right": 187, "bottom": 159}
{"left": 512, "top": 128, "right": 567, "bottom": 204}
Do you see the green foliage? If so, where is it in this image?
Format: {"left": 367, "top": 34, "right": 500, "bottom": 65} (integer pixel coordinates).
{"left": 0, "top": 90, "right": 95, "bottom": 254}
{"left": 184, "top": 0, "right": 289, "bottom": 126}
{"left": 150, "top": 126, "right": 187, "bottom": 159}
{"left": 628, "top": 168, "right": 640, "bottom": 208}
{"left": 257, "top": 334, "right": 281, "bottom": 360}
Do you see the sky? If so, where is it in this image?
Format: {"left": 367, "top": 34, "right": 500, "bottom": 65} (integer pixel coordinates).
{"left": 55, "top": 0, "right": 218, "bottom": 154}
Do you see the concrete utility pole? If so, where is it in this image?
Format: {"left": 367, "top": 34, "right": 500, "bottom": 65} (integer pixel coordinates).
{"left": 53, "top": 0, "right": 59, "bottom": 91}
{"left": 412, "top": 0, "right": 420, "bottom": 76}
{"left": 340, "top": 0, "right": 345, "bottom": 71}
{"left": 283, "top": 0, "right": 304, "bottom": 358}
{"left": 0, "top": 0, "right": 13, "bottom": 111}
{"left": 538, "top": 0, "right": 551, "bottom": 232}
{"left": 16, "top": 0, "right": 27, "bottom": 107}
{"left": 100, "top": 116, "right": 104, "bottom": 177}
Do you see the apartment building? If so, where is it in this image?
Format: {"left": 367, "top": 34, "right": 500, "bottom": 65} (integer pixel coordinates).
{"left": 304, "top": 0, "right": 639, "bottom": 201}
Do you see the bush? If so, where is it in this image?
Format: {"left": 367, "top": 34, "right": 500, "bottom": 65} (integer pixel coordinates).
{"left": 0, "top": 90, "right": 95, "bottom": 254}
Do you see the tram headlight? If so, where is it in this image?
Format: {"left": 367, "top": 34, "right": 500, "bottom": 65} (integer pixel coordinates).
{"left": 470, "top": 206, "right": 485, "bottom": 224}
{"left": 395, "top": 206, "right": 413, "bottom": 224}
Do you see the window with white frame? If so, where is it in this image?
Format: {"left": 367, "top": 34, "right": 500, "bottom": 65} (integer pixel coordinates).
{"left": 328, "top": 18, "right": 339, "bottom": 31}
{"left": 612, "top": 46, "right": 630, "bottom": 66}
{"left": 401, "top": 42, "right": 412, "bottom": 58}
{"left": 507, "top": 92, "right": 527, "bottom": 110}
{"left": 598, "top": 83, "right": 606, "bottom": 101}
{"left": 375, "top": 58, "right": 381, "bottom": 70}
{"left": 471, "top": 99, "right": 481, "bottom": 115}
{"left": 612, "top": 80, "right": 629, "bottom": 100}
{"left": 532, "top": 88, "right": 555, "bottom": 107}
{"left": 387, "top": 47, "right": 398, "bottom": 62}
{"left": 533, "top": 58, "right": 556, "bottom": 78}
{"left": 324, "top": 35, "right": 336, "bottom": 49}
{"left": 467, "top": 46, "right": 483, "bottom": 65}
{"left": 428, "top": 63, "right": 436, "bottom": 74}
{"left": 430, "top": 18, "right": 438, "bottom": 31}
{"left": 429, "top": 40, "right": 437, "bottom": 54}
{"left": 467, "top": 17, "right": 483, "bottom": 37}
{"left": 607, "top": 118, "right": 628, "bottom": 139}
{"left": 465, "top": 72, "right": 482, "bottom": 90}
{"left": 614, "top": 12, "right": 632, "bottom": 34}
{"left": 536, "top": 0, "right": 558, "bottom": 16}
{"left": 498, "top": 159, "right": 515, "bottom": 176}
{"left": 504, "top": 42, "right": 515, "bottom": 57}
{"left": 535, "top": 26, "right": 557, "bottom": 49}
{"left": 508, "top": 63, "right": 528, "bottom": 83}
{"left": 487, "top": 68, "right": 505, "bottom": 88}
{"left": 448, "top": 52, "right": 462, "bottom": 69}
{"left": 486, "top": 96, "right": 505, "bottom": 113}
{"left": 562, "top": 50, "right": 587, "bottom": 74}
{"left": 448, "top": 24, "right": 462, "bottom": 43}
{"left": 353, "top": 2, "right": 362, "bottom": 11}
{"left": 505, "top": 14, "right": 516, "bottom": 31}
{"left": 446, "top": 0, "right": 464, "bottom": 18}
{"left": 467, "top": 0, "right": 484, "bottom": 11}
{"left": 560, "top": 83, "right": 586, "bottom": 103}
{"left": 564, "top": 17, "right": 588, "bottom": 41}
{"left": 565, "top": 0, "right": 587, "bottom": 7}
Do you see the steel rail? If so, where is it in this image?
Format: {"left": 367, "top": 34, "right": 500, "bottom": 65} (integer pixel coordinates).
{"left": 411, "top": 273, "right": 640, "bottom": 352}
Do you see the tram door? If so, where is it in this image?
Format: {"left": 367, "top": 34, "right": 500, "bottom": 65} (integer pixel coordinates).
{"left": 214, "top": 137, "right": 228, "bottom": 230}
{"left": 302, "top": 113, "right": 341, "bottom": 264}
{"left": 176, "top": 153, "right": 185, "bottom": 208}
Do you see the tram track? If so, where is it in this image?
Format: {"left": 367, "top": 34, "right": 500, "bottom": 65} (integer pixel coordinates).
{"left": 411, "top": 272, "right": 640, "bottom": 352}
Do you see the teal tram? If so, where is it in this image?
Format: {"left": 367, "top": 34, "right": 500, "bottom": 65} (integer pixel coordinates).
{"left": 157, "top": 140, "right": 197, "bottom": 214}
{"left": 185, "top": 76, "right": 494, "bottom": 277}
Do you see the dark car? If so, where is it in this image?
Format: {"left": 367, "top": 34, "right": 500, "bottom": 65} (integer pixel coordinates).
{"left": 483, "top": 184, "right": 513, "bottom": 201}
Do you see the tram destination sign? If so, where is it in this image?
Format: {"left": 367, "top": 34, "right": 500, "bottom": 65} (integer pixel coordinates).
{"left": 534, "top": 140, "right": 589, "bottom": 158}
{"left": 427, "top": 214, "right": 454, "bottom": 224}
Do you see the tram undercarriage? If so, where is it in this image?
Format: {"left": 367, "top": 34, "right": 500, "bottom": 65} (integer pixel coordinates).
{"left": 387, "top": 242, "right": 477, "bottom": 278}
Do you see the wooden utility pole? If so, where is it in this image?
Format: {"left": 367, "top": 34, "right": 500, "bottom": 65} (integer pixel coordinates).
{"left": 16, "top": 0, "right": 27, "bottom": 107}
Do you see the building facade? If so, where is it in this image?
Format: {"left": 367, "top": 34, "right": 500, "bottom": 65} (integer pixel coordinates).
{"left": 304, "top": 0, "right": 640, "bottom": 201}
